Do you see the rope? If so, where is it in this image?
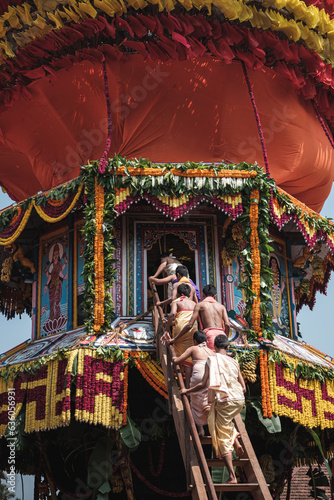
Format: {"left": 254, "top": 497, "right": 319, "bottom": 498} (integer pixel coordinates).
{"left": 312, "top": 99, "right": 334, "bottom": 150}
{"left": 98, "top": 59, "right": 112, "bottom": 174}
{"left": 241, "top": 61, "right": 270, "bottom": 176}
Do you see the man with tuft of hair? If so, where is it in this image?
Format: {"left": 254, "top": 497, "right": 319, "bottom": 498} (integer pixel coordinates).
{"left": 173, "top": 330, "right": 214, "bottom": 436}
{"left": 181, "top": 334, "right": 246, "bottom": 484}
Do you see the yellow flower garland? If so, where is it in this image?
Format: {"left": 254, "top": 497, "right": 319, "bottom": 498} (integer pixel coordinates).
{"left": 0, "top": 201, "right": 33, "bottom": 246}
{"left": 269, "top": 354, "right": 334, "bottom": 429}
{"left": 33, "top": 183, "right": 83, "bottom": 223}
{"left": 0, "top": 183, "right": 84, "bottom": 246}
{"left": 93, "top": 180, "right": 105, "bottom": 332}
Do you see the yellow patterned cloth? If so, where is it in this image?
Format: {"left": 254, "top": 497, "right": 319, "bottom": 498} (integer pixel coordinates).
{"left": 208, "top": 399, "right": 245, "bottom": 457}
{"left": 173, "top": 308, "right": 197, "bottom": 367}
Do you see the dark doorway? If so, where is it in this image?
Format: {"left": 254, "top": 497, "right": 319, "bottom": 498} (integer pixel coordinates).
{"left": 147, "top": 234, "right": 197, "bottom": 308}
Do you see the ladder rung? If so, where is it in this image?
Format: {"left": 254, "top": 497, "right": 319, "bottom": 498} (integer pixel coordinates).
{"left": 207, "top": 458, "right": 250, "bottom": 467}
{"left": 214, "top": 483, "right": 259, "bottom": 492}
{"left": 199, "top": 436, "right": 212, "bottom": 444}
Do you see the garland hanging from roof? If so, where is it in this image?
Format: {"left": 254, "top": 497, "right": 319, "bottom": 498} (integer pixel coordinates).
{"left": 0, "top": 349, "right": 166, "bottom": 434}
{"left": 0, "top": 179, "right": 83, "bottom": 245}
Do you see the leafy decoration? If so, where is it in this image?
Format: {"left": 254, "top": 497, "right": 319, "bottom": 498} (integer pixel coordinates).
{"left": 268, "top": 350, "right": 334, "bottom": 382}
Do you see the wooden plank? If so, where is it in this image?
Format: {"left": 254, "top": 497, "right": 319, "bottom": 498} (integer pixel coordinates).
{"left": 234, "top": 414, "right": 272, "bottom": 500}
{"left": 199, "top": 436, "right": 212, "bottom": 445}
{"left": 171, "top": 384, "right": 186, "bottom": 462}
{"left": 207, "top": 458, "right": 250, "bottom": 467}
{"left": 190, "top": 449, "right": 209, "bottom": 500}
{"left": 214, "top": 483, "right": 259, "bottom": 492}
{"left": 159, "top": 340, "right": 173, "bottom": 414}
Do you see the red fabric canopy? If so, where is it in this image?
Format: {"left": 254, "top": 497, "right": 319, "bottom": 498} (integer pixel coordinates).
{"left": 0, "top": 54, "right": 333, "bottom": 211}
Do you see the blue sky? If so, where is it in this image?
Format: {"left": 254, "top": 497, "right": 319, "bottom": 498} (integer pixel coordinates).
{"left": 0, "top": 187, "right": 334, "bottom": 356}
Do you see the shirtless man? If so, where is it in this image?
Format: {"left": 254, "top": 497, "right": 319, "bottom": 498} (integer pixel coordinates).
{"left": 149, "top": 252, "right": 182, "bottom": 299}
{"left": 173, "top": 330, "right": 214, "bottom": 435}
{"left": 161, "top": 283, "right": 198, "bottom": 387}
{"left": 181, "top": 335, "right": 246, "bottom": 484}
{"left": 149, "top": 252, "right": 181, "bottom": 281}
{"left": 167, "top": 284, "right": 239, "bottom": 350}
{"left": 155, "top": 265, "right": 199, "bottom": 308}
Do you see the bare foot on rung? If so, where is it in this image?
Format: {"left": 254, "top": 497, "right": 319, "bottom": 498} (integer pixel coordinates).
{"left": 225, "top": 478, "right": 238, "bottom": 484}
{"left": 234, "top": 437, "right": 245, "bottom": 458}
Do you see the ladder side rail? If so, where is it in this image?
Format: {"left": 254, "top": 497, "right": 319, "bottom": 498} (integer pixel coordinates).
{"left": 149, "top": 282, "right": 174, "bottom": 412}
{"left": 159, "top": 335, "right": 211, "bottom": 499}
{"left": 234, "top": 414, "right": 272, "bottom": 500}
{"left": 150, "top": 282, "right": 166, "bottom": 358}
{"left": 169, "top": 345, "right": 218, "bottom": 500}
{"left": 149, "top": 283, "right": 216, "bottom": 500}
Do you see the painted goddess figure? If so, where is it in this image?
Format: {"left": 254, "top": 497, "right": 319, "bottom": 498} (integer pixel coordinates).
{"left": 44, "top": 243, "right": 68, "bottom": 322}
{"left": 269, "top": 255, "right": 285, "bottom": 328}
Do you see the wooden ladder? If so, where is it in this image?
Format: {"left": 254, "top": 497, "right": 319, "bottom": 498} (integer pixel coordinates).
{"left": 201, "top": 414, "right": 272, "bottom": 499}
{"left": 150, "top": 283, "right": 272, "bottom": 500}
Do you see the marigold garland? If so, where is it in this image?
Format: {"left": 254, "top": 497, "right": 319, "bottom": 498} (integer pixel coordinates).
{"left": 0, "top": 181, "right": 83, "bottom": 246}
{"left": 249, "top": 189, "right": 262, "bottom": 338}
{"left": 62, "top": 350, "right": 77, "bottom": 425}
{"left": 259, "top": 350, "right": 273, "bottom": 418}
{"left": 33, "top": 183, "right": 83, "bottom": 223}
{"left": 117, "top": 166, "right": 257, "bottom": 178}
{"left": 260, "top": 350, "right": 268, "bottom": 417}
{"left": 74, "top": 349, "right": 125, "bottom": 429}
{"left": 0, "top": 201, "right": 33, "bottom": 245}
{"left": 269, "top": 354, "right": 334, "bottom": 429}
{"left": 93, "top": 180, "right": 105, "bottom": 332}
{"left": 123, "top": 351, "right": 129, "bottom": 425}
{"left": 0, "top": 350, "right": 167, "bottom": 435}
{"left": 135, "top": 357, "right": 168, "bottom": 399}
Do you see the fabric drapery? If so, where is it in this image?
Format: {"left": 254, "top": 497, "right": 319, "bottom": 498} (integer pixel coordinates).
{"left": 0, "top": 56, "right": 333, "bottom": 211}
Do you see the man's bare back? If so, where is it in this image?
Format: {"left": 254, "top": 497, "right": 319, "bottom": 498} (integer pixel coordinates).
{"left": 175, "top": 296, "right": 196, "bottom": 312}
{"left": 167, "top": 286, "right": 236, "bottom": 349}
{"left": 196, "top": 300, "right": 229, "bottom": 330}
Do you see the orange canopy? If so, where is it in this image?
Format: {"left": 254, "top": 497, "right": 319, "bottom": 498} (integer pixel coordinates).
{"left": 0, "top": 54, "right": 333, "bottom": 211}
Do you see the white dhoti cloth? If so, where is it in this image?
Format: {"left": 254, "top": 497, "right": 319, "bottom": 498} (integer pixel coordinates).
{"left": 206, "top": 353, "right": 245, "bottom": 457}
{"left": 190, "top": 359, "right": 210, "bottom": 425}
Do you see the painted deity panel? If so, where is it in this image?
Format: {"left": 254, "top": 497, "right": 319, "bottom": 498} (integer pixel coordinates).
{"left": 38, "top": 229, "right": 69, "bottom": 338}
{"left": 74, "top": 223, "right": 85, "bottom": 328}
{"left": 223, "top": 225, "right": 293, "bottom": 339}
{"left": 222, "top": 221, "right": 248, "bottom": 334}
{"left": 268, "top": 240, "right": 291, "bottom": 338}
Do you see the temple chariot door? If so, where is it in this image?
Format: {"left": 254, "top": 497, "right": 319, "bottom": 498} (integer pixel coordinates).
{"left": 118, "top": 211, "right": 222, "bottom": 317}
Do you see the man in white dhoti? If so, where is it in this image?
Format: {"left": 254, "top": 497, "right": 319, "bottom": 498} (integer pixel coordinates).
{"left": 172, "top": 330, "right": 214, "bottom": 436}
{"left": 181, "top": 334, "right": 246, "bottom": 484}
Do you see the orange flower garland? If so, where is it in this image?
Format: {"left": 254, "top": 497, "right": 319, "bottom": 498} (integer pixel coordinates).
{"left": 123, "top": 352, "right": 129, "bottom": 425}
{"left": 249, "top": 189, "right": 262, "bottom": 338}
{"left": 133, "top": 354, "right": 168, "bottom": 399}
{"left": 259, "top": 350, "right": 272, "bottom": 418}
{"left": 264, "top": 350, "right": 272, "bottom": 418}
{"left": 117, "top": 166, "right": 257, "bottom": 178}
{"left": 93, "top": 180, "right": 105, "bottom": 332}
